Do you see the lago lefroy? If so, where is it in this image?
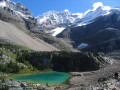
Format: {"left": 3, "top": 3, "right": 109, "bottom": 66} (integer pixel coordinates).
{"left": 12, "top": 72, "right": 71, "bottom": 84}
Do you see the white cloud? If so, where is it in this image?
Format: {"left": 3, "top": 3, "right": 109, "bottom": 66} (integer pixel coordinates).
{"left": 93, "top": 2, "right": 103, "bottom": 11}
{"left": 93, "top": 2, "right": 111, "bottom": 11}
{"left": 75, "top": 13, "right": 83, "bottom": 18}
{"left": 103, "top": 6, "right": 111, "bottom": 10}
{"left": 84, "top": 2, "right": 111, "bottom": 15}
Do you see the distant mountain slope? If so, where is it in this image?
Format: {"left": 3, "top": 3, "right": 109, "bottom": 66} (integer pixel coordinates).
{"left": 36, "top": 2, "right": 120, "bottom": 38}
{"left": 57, "top": 13, "right": 120, "bottom": 53}
{"left": 2, "top": 0, "right": 120, "bottom": 52}
{"left": 36, "top": 2, "right": 113, "bottom": 36}
{"left": 0, "top": 20, "right": 58, "bottom": 51}
{"left": 36, "top": 10, "right": 82, "bottom": 36}
{"left": 0, "top": 0, "right": 74, "bottom": 51}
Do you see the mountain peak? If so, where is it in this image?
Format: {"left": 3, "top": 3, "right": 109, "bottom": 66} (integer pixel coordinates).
{"left": 36, "top": 10, "right": 81, "bottom": 25}
{"left": 0, "top": 0, "right": 33, "bottom": 19}
{"left": 64, "top": 9, "right": 69, "bottom": 12}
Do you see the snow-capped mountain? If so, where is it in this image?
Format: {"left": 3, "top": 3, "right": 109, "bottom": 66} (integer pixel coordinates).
{"left": 36, "top": 9, "right": 82, "bottom": 25}
{"left": 36, "top": 2, "right": 120, "bottom": 36}
{"left": 0, "top": 0, "right": 33, "bottom": 19}
{"left": 76, "top": 2, "right": 120, "bottom": 26}
{"left": 36, "top": 10, "right": 83, "bottom": 36}
{"left": 57, "top": 5, "right": 120, "bottom": 52}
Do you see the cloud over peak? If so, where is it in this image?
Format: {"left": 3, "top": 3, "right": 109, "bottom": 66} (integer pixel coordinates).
{"left": 84, "top": 2, "right": 111, "bottom": 15}
{"left": 93, "top": 2, "right": 103, "bottom": 10}
{"left": 93, "top": 2, "right": 111, "bottom": 11}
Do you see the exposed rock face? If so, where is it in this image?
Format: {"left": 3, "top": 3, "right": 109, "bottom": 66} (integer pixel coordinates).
{"left": 0, "top": 18, "right": 58, "bottom": 51}
{"left": 0, "top": 2, "right": 74, "bottom": 51}
{"left": 0, "top": 0, "right": 33, "bottom": 18}
{"left": 36, "top": 10, "right": 82, "bottom": 36}
{"left": 5, "top": 79, "right": 27, "bottom": 87}
{"left": 21, "top": 52, "right": 113, "bottom": 72}
{"left": 5, "top": 79, "right": 21, "bottom": 87}
{"left": 51, "top": 52, "right": 113, "bottom": 72}
{"left": 0, "top": 7, "right": 38, "bottom": 32}
{"left": 35, "top": 4, "right": 120, "bottom": 52}
{"left": 33, "top": 32, "right": 76, "bottom": 51}
{"left": 0, "top": 55, "right": 12, "bottom": 64}
{"left": 57, "top": 13, "right": 120, "bottom": 53}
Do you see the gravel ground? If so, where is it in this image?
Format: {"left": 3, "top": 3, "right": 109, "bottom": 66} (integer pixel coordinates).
{"left": 0, "top": 20, "right": 58, "bottom": 51}
{"left": 68, "top": 60, "right": 120, "bottom": 90}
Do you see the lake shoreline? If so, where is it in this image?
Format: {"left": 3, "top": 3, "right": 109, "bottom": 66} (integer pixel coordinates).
{"left": 7, "top": 71, "right": 72, "bottom": 86}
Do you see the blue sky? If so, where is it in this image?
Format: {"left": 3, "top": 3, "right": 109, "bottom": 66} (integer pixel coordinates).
{"left": 12, "top": 0, "right": 120, "bottom": 17}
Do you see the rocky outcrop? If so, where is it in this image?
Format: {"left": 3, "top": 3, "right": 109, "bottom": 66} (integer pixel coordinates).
{"left": 19, "top": 51, "right": 113, "bottom": 72}
{"left": 5, "top": 79, "right": 21, "bottom": 87}
{"left": 51, "top": 52, "right": 113, "bottom": 72}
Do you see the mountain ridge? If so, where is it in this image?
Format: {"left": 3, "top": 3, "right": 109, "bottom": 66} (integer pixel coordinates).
{"left": 36, "top": 2, "right": 120, "bottom": 37}
{"left": 0, "top": 0, "right": 75, "bottom": 51}
{"left": 1, "top": 0, "right": 120, "bottom": 52}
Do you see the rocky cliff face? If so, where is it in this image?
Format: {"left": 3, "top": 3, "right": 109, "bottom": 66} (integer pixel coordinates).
{"left": 57, "top": 12, "right": 120, "bottom": 53}
{"left": 36, "top": 10, "right": 82, "bottom": 36}
{"left": 1, "top": 0, "right": 120, "bottom": 52}
{"left": 35, "top": 3, "right": 120, "bottom": 52}
{"left": 0, "top": 0, "right": 60, "bottom": 51}
{"left": 0, "top": 0, "right": 33, "bottom": 18}
{"left": 0, "top": 0, "right": 75, "bottom": 51}
{"left": 18, "top": 51, "right": 113, "bottom": 72}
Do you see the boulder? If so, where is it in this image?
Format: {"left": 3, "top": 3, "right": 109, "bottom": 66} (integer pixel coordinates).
{"left": 5, "top": 79, "right": 21, "bottom": 87}
{"left": 20, "top": 82, "right": 27, "bottom": 87}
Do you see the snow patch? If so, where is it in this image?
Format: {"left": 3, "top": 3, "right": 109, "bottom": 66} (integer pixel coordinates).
{"left": 73, "top": 13, "right": 83, "bottom": 18}
{"left": 51, "top": 27, "right": 65, "bottom": 36}
{"left": 38, "top": 16, "right": 49, "bottom": 23}
{"left": 15, "top": 11, "right": 32, "bottom": 19}
{"left": 64, "top": 9, "right": 69, "bottom": 12}
{"left": 77, "top": 23, "right": 87, "bottom": 27}
{"left": 15, "top": 11, "right": 28, "bottom": 19}
{"left": 78, "top": 43, "right": 88, "bottom": 49}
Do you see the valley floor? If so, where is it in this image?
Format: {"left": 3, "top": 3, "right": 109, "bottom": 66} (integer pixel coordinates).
{"left": 68, "top": 60, "right": 120, "bottom": 90}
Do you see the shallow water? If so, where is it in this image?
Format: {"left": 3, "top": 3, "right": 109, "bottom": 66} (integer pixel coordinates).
{"left": 12, "top": 72, "right": 71, "bottom": 84}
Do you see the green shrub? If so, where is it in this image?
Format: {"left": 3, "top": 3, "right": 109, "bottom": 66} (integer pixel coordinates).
{"left": 0, "top": 76, "right": 5, "bottom": 83}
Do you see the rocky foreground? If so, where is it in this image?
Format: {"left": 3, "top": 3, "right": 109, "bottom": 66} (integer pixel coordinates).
{"left": 0, "top": 61, "right": 119, "bottom": 90}
{"left": 67, "top": 60, "right": 120, "bottom": 90}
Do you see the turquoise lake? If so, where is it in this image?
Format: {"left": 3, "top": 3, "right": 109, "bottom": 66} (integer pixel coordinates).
{"left": 12, "top": 72, "right": 71, "bottom": 84}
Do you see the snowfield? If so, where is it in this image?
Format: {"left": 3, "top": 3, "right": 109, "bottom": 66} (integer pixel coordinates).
{"left": 51, "top": 27, "right": 65, "bottom": 36}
